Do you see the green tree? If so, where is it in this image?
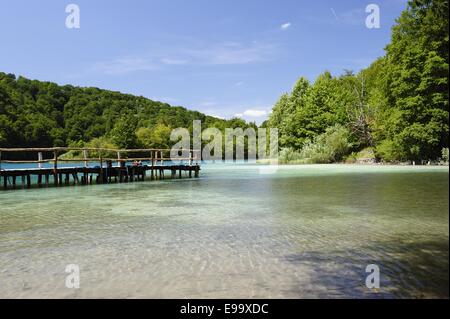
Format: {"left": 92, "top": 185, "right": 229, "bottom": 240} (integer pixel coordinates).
{"left": 86, "top": 136, "right": 118, "bottom": 158}
{"left": 109, "top": 112, "right": 138, "bottom": 149}
{"left": 378, "top": 0, "right": 449, "bottom": 161}
{"left": 136, "top": 127, "right": 153, "bottom": 148}
{"left": 148, "top": 123, "right": 173, "bottom": 149}
{"left": 299, "top": 124, "right": 352, "bottom": 163}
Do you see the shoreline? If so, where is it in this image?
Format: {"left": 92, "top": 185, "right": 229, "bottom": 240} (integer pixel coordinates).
{"left": 256, "top": 159, "right": 449, "bottom": 168}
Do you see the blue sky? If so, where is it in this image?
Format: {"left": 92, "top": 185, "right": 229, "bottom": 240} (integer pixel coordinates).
{"left": 0, "top": 0, "right": 407, "bottom": 123}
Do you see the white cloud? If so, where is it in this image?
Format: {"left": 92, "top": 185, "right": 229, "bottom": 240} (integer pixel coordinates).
{"left": 199, "top": 101, "right": 217, "bottom": 107}
{"left": 235, "top": 109, "right": 268, "bottom": 118}
{"left": 150, "top": 96, "right": 179, "bottom": 103}
{"left": 244, "top": 109, "right": 267, "bottom": 117}
{"left": 92, "top": 41, "right": 276, "bottom": 74}
{"left": 161, "top": 58, "right": 188, "bottom": 65}
{"left": 330, "top": 8, "right": 338, "bottom": 21}
{"left": 205, "top": 113, "right": 225, "bottom": 120}
{"left": 187, "top": 42, "right": 274, "bottom": 65}
{"left": 306, "top": 8, "right": 365, "bottom": 26}
{"left": 93, "top": 56, "right": 158, "bottom": 75}
{"left": 338, "top": 8, "right": 365, "bottom": 25}
{"left": 280, "top": 22, "right": 291, "bottom": 30}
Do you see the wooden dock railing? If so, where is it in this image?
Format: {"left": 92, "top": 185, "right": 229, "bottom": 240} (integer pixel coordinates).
{"left": 0, "top": 147, "right": 200, "bottom": 167}
{"left": 0, "top": 147, "right": 201, "bottom": 190}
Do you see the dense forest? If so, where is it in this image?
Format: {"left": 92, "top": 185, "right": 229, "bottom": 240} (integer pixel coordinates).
{"left": 0, "top": 72, "right": 254, "bottom": 157}
{"left": 265, "top": 0, "right": 449, "bottom": 163}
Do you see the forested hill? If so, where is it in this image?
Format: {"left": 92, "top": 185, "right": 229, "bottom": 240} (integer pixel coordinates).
{"left": 0, "top": 72, "right": 248, "bottom": 150}
{"left": 266, "top": 0, "right": 449, "bottom": 163}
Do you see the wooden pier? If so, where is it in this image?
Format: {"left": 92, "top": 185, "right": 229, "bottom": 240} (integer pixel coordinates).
{"left": 0, "top": 147, "right": 200, "bottom": 190}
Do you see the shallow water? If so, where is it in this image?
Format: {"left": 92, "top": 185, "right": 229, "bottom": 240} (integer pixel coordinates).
{"left": 0, "top": 164, "right": 448, "bottom": 298}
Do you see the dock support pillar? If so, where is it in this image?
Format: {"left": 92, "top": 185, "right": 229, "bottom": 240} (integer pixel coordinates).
{"left": 195, "top": 166, "right": 199, "bottom": 178}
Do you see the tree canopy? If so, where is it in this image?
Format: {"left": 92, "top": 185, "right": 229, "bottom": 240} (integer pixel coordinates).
{"left": 268, "top": 0, "right": 449, "bottom": 162}
{"left": 0, "top": 72, "right": 243, "bottom": 152}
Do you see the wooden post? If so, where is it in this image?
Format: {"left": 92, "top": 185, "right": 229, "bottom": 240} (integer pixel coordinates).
{"left": 83, "top": 149, "right": 88, "bottom": 168}
{"left": 53, "top": 150, "right": 58, "bottom": 186}
{"left": 195, "top": 165, "right": 199, "bottom": 178}
{"left": 117, "top": 151, "right": 121, "bottom": 167}
{"left": 151, "top": 151, "right": 155, "bottom": 180}
{"left": 38, "top": 152, "right": 43, "bottom": 169}
{"left": 72, "top": 173, "right": 79, "bottom": 184}
{"left": 189, "top": 151, "right": 193, "bottom": 166}
{"left": 26, "top": 174, "right": 31, "bottom": 188}
{"left": 99, "top": 157, "right": 103, "bottom": 184}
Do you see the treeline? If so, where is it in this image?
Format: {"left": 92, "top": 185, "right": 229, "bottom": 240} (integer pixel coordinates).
{"left": 265, "top": 0, "right": 449, "bottom": 163}
{"left": 0, "top": 71, "right": 255, "bottom": 157}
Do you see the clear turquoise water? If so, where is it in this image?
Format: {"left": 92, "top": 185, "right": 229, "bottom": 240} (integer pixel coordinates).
{"left": 0, "top": 164, "right": 448, "bottom": 298}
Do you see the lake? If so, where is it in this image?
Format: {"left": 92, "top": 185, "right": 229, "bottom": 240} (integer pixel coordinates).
{"left": 0, "top": 164, "right": 448, "bottom": 298}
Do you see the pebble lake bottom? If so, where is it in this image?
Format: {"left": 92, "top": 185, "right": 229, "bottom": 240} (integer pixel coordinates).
{"left": 0, "top": 164, "right": 448, "bottom": 298}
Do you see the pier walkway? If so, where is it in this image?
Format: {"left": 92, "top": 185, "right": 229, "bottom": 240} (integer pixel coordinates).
{"left": 0, "top": 147, "right": 200, "bottom": 190}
